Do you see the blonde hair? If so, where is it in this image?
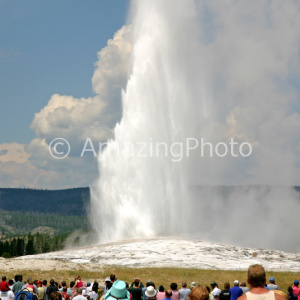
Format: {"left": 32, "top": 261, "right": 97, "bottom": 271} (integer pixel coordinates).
{"left": 189, "top": 286, "right": 209, "bottom": 300}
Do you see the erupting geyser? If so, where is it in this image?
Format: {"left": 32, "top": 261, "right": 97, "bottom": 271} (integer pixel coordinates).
{"left": 91, "top": 0, "right": 300, "bottom": 251}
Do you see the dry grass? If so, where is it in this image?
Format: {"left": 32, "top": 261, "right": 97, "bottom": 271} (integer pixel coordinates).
{"left": 4, "top": 267, "right": 300, "bottom": 293}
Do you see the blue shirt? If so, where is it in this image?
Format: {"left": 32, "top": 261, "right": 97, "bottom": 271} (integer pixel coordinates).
{"left": 229, "top": 286, "right": 243, "bottom": 300}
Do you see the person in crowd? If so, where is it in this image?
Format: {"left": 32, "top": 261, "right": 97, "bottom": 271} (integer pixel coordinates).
{"left": 0, "top": 276, "right": 10, "bottom": 292}
{"left": 71, "top": 288, "right": 86, "bottom": 300}
{"left": 210, "top": 282, "right": 221, "bottom": 300}
{"left": 293, "top": 281, "right": 300, "bottom": 300}
{"left": 86, "top": 283, "right": 92, "bottom": 294}
{"left": 0, "top": 288, "right": 15, "bottom": 300}
{"left": 43, "top": 280, "right": 48, "bottom": 300}
{"left": 145, "top": 286, "right": 157, "bottom": 300}
{"left": 130, "top": 278, "right": 144, "bottom": 300}
{"left": 239, "top": 283, "right": 249, "bottom": 294}
{"left": 101, "top": 278, "right": 112, "bottom": 297}
{"left": 189, "top": 285, "right": 209, "bottom": 300}
{"left": 88, "top": 282, "right": 99, "bottom": 300}
{"left": 179, "top": 282, "right": 191, "bottom": 300}
{"left": 191, "top": 283, "right": 196, "bottom": 291}
{"left": 26, "top": 279, "right": 35, "bottom": 294}
{"left": 75, "top": 277, "right": 83, "bottom": 289}
{"left": 143, "top": 280, "right": 154, "bottom": 300}
{"left": 110, "top": 275, "right": 117, "bottom": 285}
{"left": 170, "top": 283, "right": 179, "bottom": 300}
{"left": 288, "top": 287, "right": 298, "bottom": 300}
{"left": 47, "top": 279, "right": 58, "bottom": 298}
{"left": 37, "top": 281, "right": 45, "bottom": 300}
{"left": 62, "top": 287, "right": 70, "bottom": 300}
{"left": 8, "top": 279, "right": 14, "bottom": 290}
{"left": 229, "top": 281, "right": 243, "bottom": 300}
{"left": 163, "top": 290, "right": 172, "bottom": 300}
{"left": 23, "top": 277, "right": 39, "bottom": 295}
{"left": 219, "top": 283, "right": 230, "bottom": 300}
{"left": 237, "top": 264, "right": 284, "bottom": 300}
{"left": 13, "top": 275, "right": 23, "bottom": 294}
{"left": 157, "top": 286, "right": 166, "bottom": 300}
{"left": 267, "top": 278, "right": 279, "bottom": 291}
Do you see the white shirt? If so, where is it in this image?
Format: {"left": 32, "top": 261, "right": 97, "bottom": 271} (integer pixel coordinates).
{"left": 88, "top": 291, "right": 99, "bottom": 300}
{"left": 73, "top": 295, "right": 87, "bottom": 300}
{"left": 0, "top": 290, "right": 15, "bottom": 300}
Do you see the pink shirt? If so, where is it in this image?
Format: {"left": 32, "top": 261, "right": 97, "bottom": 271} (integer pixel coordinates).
{"left": 171, "top": 291, "right": 180, "bottom": 300}
{"left": 157, "top": 292, "right": 166, "bottom": 300}
{"left": 293, "top": 286, "right": 300, "bottom": 300}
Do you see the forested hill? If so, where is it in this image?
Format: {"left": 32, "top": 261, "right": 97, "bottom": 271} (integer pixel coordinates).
{"left": 0, "top": 187, "right": 90, "bottom": 216}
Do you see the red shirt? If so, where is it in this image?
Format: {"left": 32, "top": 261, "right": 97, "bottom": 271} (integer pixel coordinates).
{"left": 293, "top": 286, "right": 300, "bottom": 300}
{"left": 0, "top": 281, "right": 9, "bottom": 292}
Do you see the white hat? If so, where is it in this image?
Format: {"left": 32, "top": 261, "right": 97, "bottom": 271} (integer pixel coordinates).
{"left": 145, "top": 286, "right": 157, "bottom": 298}
{"left": 212, "top": 289, "right": 221, "bottom": 297}
{"left": 234, "top": 280, "right": 239, "bottom": 286}
{"left": 191, "top": 282, "right": 196, "bottom": 288}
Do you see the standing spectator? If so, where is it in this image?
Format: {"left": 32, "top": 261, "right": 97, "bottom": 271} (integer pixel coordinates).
{"left": 179, "top": 282, "right": 191, "bottom": 300}
{"left": 62, "top": 287, "right": 70, "bottom": 300}
{"left": 170, "top": 283, "right": 179, "bottom": 300}
{"left": 8, "top": 279, "right": 14, "bottom": 290}
{"left": 239, "top": 283, "right": 249, "bottom": 294}
{"left": 267, "top": 278, "right": 279, "bottom": 291}
{"left": 130, "top": 279, "right": 144, "bottom": 300}
{"left": 110, "top": 275, "right": 117, "bottom": 285}
{"left": 47, "top": 279, "right": 59, "bottom": 298}
{"left": 229, "top": 281, "right": 243, "bottom": 300}
{"left": 43, "top": 280, "right": 48, "bottom": 300}
{"left": 101, "top": 278, "right": 112, "bottom": 297}
{"left": 210, "top": 283, "right": 221, "bottom": 300}
{"left": 293, "top": 281, "right": 300, "bottom": 300}
{"left": 143, "top": 280, "right": 153, "bottom": 300}
{"left": 37, "top": 281, "right": 45, "bottom": 300}
{"left": 219, "top": 283, "right": 230, "bottom": 300}
{"left": 13, "top": 275, "right": 23, "bottom": 294}
{"left": 88, "top": 282, "right": 99, "bottom": 300}
{"left": 22, "top": 277, "right": 39, "bottom": 295}
{"left": 71, "top": 288, "right": 85, "bottom": 300}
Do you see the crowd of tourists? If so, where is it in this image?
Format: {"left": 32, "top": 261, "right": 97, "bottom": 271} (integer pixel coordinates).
{"left": 0, "top": 265, "right": 299, "bottom": 300}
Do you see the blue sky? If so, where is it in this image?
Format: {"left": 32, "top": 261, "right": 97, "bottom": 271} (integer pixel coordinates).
{"left": 0, "top": 0, "right": 128, "bottom": 144}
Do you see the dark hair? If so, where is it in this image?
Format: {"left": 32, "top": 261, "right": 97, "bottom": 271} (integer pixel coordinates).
{"left": 134, "top": 279, "right": 140, "bottom": 287}
{"left": 170, "top": 283, "right": 178, "bottom": 290}
{"left": 2, "top": 276, "right": 6, "bottom": 281}
{"left": 61, "top": 281, "right": 66, "bottom": 287}
{"left": 92, "top": 282, "right": 99, "bottom": 293}
{"left": 15, "top": 275, "right": 19, "bottom": 282}
{"left": 70, "top": 281, "right": 75, "bottom": 288}
{"left": 50, "top": 279, "right": 55, "bottom": 285}
{"left": 182, "top": 282, "right": 187, "bottom": 288}
{"left": 165, "top": 290, "right": 172, "bottom": 298}
{"left": 224, "top": 283, "right": 230, "bottom": 290}
{"left": 50, "top": 292, "right": 62, "bottom": 300}
{"left": 158, "top": 285, "right": 165, "bottom": 292}
{"left": 43, "top": 280, "right": 47, "bottom": 286}
{"left": 110, "top": 274, "right": 116, "bottom": 282}
{"left": 206, "top": 286, "right": 211, "bottom": 293}
{"left": 63, "top": 287, "right": 67, "bottom": 292}
{"left": 288, "top": 287, "right": 293, "bottom": 294}
{"left": 9, "top": 279, "right": 14, "bottom": 286}
{"left": 34, "top": 280, "right": 38, "bottom": 285}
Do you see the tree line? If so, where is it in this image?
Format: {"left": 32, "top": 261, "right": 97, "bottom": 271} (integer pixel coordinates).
{"left": 0, "top": 232, "right": 67, "bottom": 258}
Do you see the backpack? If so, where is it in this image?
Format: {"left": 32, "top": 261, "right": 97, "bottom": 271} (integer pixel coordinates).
{"left": 14, "top": 290, "right": 37, "bottom": 300}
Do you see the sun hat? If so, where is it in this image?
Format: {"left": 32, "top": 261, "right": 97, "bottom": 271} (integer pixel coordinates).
{"left": 269, "top": 277, "right": 275, "bottom": 282}
{"left": 105, "top": 281, "right": 130, "bottom": 300}
{"left": 145, "top": 286, "right": 157, "bottom": 298}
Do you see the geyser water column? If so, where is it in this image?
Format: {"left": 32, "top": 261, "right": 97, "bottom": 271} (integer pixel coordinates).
{"left": 91, "top": 0, "right": 300, "bottom": 250}
{"left": 90, "top": 0, "right": 208, "bottom": 242}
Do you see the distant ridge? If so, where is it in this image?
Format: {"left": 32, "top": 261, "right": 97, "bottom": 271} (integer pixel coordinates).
{"left": 0, "top": 187, "right": 90, "bottom": 216}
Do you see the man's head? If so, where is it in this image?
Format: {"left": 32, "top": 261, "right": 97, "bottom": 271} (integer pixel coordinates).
{"left": 110, "top": 274, "right": 117, "bottom": 283}
{"left": 240, "top": 282, "right": 246, "bottom": 287}
{"left": 61, "top": 281, "right": 66, "bottom": 287}
{"left": 43, "top": 280, "right": 47, "bottom": 286}
{"left": 134, "top": 279, "right": 140, "bottom": 287}
{"left": 70, "top": 281, "right": 75, "bottom": 288}
{"left": 77, "top": 288, "right": 82, "bottom": 295}
{"left": 165, "top": 290, "right": 172, "bottom": 298}
{"left": 269, "top": 277, "right": 275, "bottom": 284}
{"left": 182, "top": 282, "right": 187, "bottom": 288}
{"left": 170, "top": 283, "right": 178, "bottom": 291}
{"left": 63, "top": 287, "right": 68, "bottom": 293}
{"left": 294, "top": 280, "right": 299, "bottom": 287}
{"left": 210, "top": 282, "right": 217, "bottom": 289}
{"left": 234, "top": 280, "right": 239, "bottom": 287}
{"left": 247, "top": 264, "right": 266, "bottom": 288}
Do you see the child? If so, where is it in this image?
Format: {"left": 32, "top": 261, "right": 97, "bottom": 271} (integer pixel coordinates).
{"left": 0, "top": 276, "right": 9, "bottom": 292}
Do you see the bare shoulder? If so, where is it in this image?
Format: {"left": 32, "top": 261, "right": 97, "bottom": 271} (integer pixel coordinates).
{"left": 238, "top": 294, "right": 247, "bottom": 300}
{"left": 274, "top": 292, "right": 286, "bottom": 300}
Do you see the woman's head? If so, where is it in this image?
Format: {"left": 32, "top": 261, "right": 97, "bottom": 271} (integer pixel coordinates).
{"left": 189, "top": 286, "right": 209, "bottom": 300}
